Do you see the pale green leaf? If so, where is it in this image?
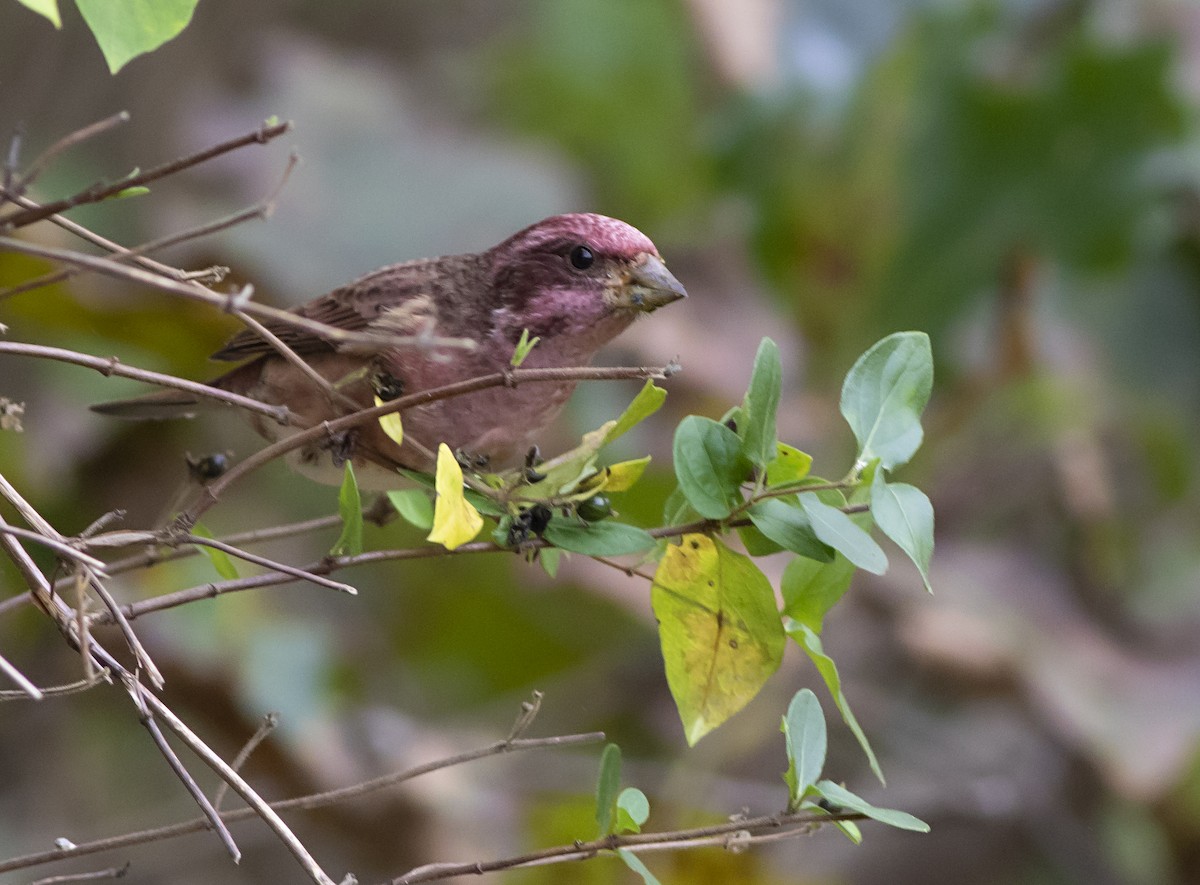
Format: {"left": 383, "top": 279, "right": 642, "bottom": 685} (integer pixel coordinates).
{"left": 615, "top": 787, "right": 650, "bottom": 834}
{"left": 17, "top": 0, "right": 60, "bottom": 28}
{"left": 387, "top": 489, "right": 433, "bottom": 530}
{"left": 606, "top": 379, "right": 667, "bottom": 443}
{"left": 191, "top": 523, "right": 237, "bottom": 580}
{"left": 781, "top": 555, "right": 855, "bottom": 634}
{"left": 782, "top": 688, "right": 826, "bottom": 811}
{"left": 595, "top": 743, "right": 622, "bottom": 836}
{"left": 787, "top": 620, "right": 884, "bottom": 784}
{"left": 814, "top": 780, "right": 930, "bottom": 833}
{"left": 617, "top": 849, "right": 662, "bottom": 885}
{"left": 800, "top": 493, "right": 887, "bottom": 575}
{"left": 840, "top": 332, "right": 933, "bottom": 470}
{"left": 871, "top": 470, "right": 934, "bottom": 592}
{"left": 748, "top": 498, "right": 833, "bottom": 562}
{"left": 740, "top": 338, "right": 782, "bottom": 468}
{"left": 330, "top": 462, "right": 363, "bottom": 557}
{"left": 76, "top": 0, "right": 199, "bottom": 74}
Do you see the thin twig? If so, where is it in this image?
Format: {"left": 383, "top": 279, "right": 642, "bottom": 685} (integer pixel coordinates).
{"left": 0, "top": 119, "right": 291, "bottom": 229}
{"left": 28, "top": 861, "right": 131, "bottom": 884}
{"left": 390, "top": 809, "right": 866, "bottom": 883}
{"left": 0, "top": 670, "right": 110, "bottom": 702}
{"left": 0, "top": 523, "right": 108, "bottom": 571}
{"left": 0, "top": 342, "right": 291, "bottom": 423}
{"left": 0, "top": 152, "right": 298, "bottom": 300}
{"left": 213, "top": 712, "right": 279, "bottom": 811}
{"left": 8, "top": 111, "right": 131, "bottom": 195}
{"left": 0, "top": 731, "right": 605, "bottom": 876}
{"left": 0, "top": 648, "right": 42, "bottom": 699}
{"left": 125, "top": 676, "right": 242, "bottom": 864}
{"left": 179, "top": 533, "right": 358, "bottom": 595}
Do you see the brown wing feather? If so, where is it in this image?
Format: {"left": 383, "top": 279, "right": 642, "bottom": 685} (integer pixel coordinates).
{"left": 211, "top": 257, "right": 457, "bottom": 361}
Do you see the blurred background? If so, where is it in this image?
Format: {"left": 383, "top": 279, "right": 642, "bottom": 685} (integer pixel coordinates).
{"left": 2, "top": 1, "right": 1200, "bottom": 883}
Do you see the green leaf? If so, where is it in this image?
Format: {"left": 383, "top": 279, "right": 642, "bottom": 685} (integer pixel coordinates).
{"left": 541, "top": 519, "right": 656, "bottom": 556}
{"left": 330, "top": 462, "right": 363, "bottom": 557}
{"left": 781, "top": 555, "right": 855, "bottom": 634}
{"left": 782, "top": 689, "right": 826, "bottom": 812}
{"left": 813, "top": 780, "right": 930, "bottom": 833}
{"left": 870, "top": 471, "right": 934, "bottom": 593}
{"left": 672, "top": 416, "right": 748, "bottom": 519}
{"left": 799, "top": 493, "right": 887, "bottom": 575}
{"left": 662, "top": 484, "right": 701, "bottom": 526}
{"left": 16, "top": 0, "right": 60, "bottom": 28}
{"left": 736, "top": 523, "right": 783, "bottom": 557}
{"left": 747, "top": 498, "right": 834, "bottom": 562}
{"left": 766, "top": 442, "right": 813, "bottom": 486}
{"left": 191, "top": 523, "right": 238, "bottom": 580}
{"left": 510, "top": 328, "right": 540, "bottom": 367}
{"left": 75, "top": 0, "right": 199, "bottom": 74}
{"left": 615, "top": 787, "right": 650, "bottom": 834}
{"left": 606, "top": 379, "right": 667, "bottom": 443}
{"left": 539, "top": 547, "right": 561, "bottom": 577}
{"left": 387, "top": 489, "right": 434, "bottom": 531}
{"left": 840, "top": 332, "right": 933, "bottom": 470}
{"left": 787, "top": 620, "right": 884, "bottom": 784}
{"left": 595, "top": 743, "right": 622, "bottom": 836}
{"left": 106, "top": 185, "right": 150, "bottom": 200}
{"left": 617, "top": 849, "right": 662, "bottom": 885}
{"left": 652, "top": 535, "right": 785, "bottom": 744}
{"left": 740, "top": 338, "right": 782, "bottom": 468}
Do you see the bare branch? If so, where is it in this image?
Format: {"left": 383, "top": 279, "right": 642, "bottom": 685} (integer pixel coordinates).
{"left": 0, "top": 648, "right": 42, "bottom": 699}
{"left": 0, "top": 523, "right": 108, "bottom": 572}
{"left": 8, "top": 111, "right": 131, "bottom": 195}
{"left": 0, "top": 119, "right": 291, "bottom": 229}
{"left": 213, "top": 712, "right": 280, "bottom": 811}
{"left": 125, "top": 676, "right": 242, "bottom": 864}
{"left": 0, "top": 670, "right": 111, "bottom": 702}
{"left": 0, "top": 730, "right": 605, "bottom": 877}
{"left": 28, "top": 861, "right": 131, "bottom": 884}
{"left": 0, "top": 342, "right": 291, "bottom": 423}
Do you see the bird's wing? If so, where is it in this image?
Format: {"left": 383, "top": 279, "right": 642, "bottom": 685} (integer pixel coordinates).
{"left": 210, "top": 257, "right": 451, "bottom": 361}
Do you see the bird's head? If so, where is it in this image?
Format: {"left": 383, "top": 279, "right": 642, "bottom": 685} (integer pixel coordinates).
{"left": 487, "top": 213, "right": 687, "bottom": 344}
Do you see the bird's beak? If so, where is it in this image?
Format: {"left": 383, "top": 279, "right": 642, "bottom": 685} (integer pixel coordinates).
{"left": 616, "top": 253, "right": 688, "bottom": 312}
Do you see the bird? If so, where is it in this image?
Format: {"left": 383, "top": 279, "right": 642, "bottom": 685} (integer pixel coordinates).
{"left": 92, "top": 213, "right": 687, "bottom": 489}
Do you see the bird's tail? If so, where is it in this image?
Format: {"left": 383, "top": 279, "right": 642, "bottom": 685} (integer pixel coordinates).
{"left": 90, "top": 388, "right": 208, "bottom": 420}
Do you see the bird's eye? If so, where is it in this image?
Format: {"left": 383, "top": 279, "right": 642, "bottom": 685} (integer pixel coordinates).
{"left": 568, "top": 244, "right": 594, "bottom": 270}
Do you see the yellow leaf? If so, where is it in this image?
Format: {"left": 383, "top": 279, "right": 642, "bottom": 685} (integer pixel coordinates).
{"left": 600, "top": 456, "right": 651, "bottom": 492}
{"left": 427, "top": 444, "right": 483, "bottom": 550}
{"left": 375, "top": 395, "right": 404, "bottom": 447}
{"left": 652, "top": 534, "right": 785, "bottom": 744}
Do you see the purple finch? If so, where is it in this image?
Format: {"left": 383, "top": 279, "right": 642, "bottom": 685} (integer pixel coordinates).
{"left": 93, "top": 213, "right": 686, "bottom": 487}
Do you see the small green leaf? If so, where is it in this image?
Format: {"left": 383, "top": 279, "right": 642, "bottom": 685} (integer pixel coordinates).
{"left": 800, "top": 493, "right": 887, "bottom": 574}
{"left": 606, "top": 379, "right": 667, "bottom": 443}
{"left": 615, "top": 787, "right": 650, "bottom": 833}
{"left": 541, "top": 519, "right": 656, "bottom": 556}
{"left": 740, "top": 338, "right": 782, "bottom": 468}
{"left": 840, "top": 332, "right": 933, "bottom": 470}
{"left": 76, "top": 0, "right": 200, "bottom": 74}
{"left": 617, "top": 849, "right": 662, "bottom": 885}
{"left": 870, "top": 471, "right": 934, "bottom": 592}
{"left": 510, "top": 328, "right": 540, "bottom": 367}
{"left": 539, "top": 547, "right": 561, "bottom": 577}
{"left": 387, "top": 489, "right": 434, "bottom": 530}
{"left": 782, "top": 689, "right": 826, "bottom": 811}
{"left": 595, "top": 743, "right": 622, "bottom": 836}
{"left": 106, "top": 185, "right": 150, "bottom": 200}
{"left": 814, "top": 780, "right": 930, "bottom": 833}
{"left": 653, "top": 535, "right": 785, "bottom": 744}
{"left": 330, "top": 462, "right": 363, "bottom": 557}
{"left": 736, "top": 523, "right": 784, "bottom": 557}
{"left": 191, "top": 523, "right": 238, "bottom": 580}
{"left": 672, "top": 416, "right": 749, "bottom": 519}
{"left": 787, "top": 620, "right": 884, "bottom": 784}
{"left": 662, "top": 484, "right": 701, "bottom": 526}
{"left": 17, "top": 0, "right": 61, "bottom": 28}
{"left": 781, "top": 555, "right": 855, "bottom": 634}
{"left": 748, "top": 498, "right": 834, "bottom": 562}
